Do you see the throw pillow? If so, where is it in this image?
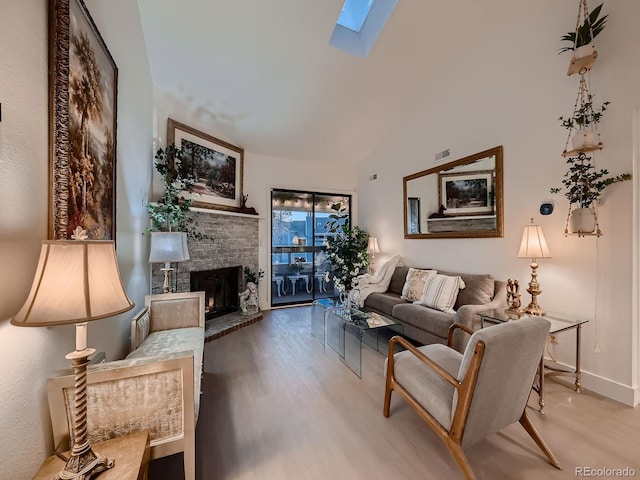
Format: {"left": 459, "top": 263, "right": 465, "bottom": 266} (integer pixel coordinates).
{"left": 401, "top": 268, "right": 437, "bottom": 302}
{"left": 417, "top": 274, "right": 466, "bottom": 314}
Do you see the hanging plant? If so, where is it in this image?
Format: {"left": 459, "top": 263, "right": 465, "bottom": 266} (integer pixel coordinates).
{"left": 147, "top": 144, "right": 207, "bottom": 240}
{"left": 550, "top": 152, "right": 631, "bottom": 208}
{"left": 559, "top": 94, "right": 609, "bottom": 131}
{"left": 560, "top": 73, "right": 609, "bottom": 154}
{"left": 559, "top": 2, "right": 608, "bottom": 54}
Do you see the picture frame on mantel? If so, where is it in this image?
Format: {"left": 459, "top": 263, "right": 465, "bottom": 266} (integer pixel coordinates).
{"left": 167, "top": 118, "right": 244, "bottom": 212}
{"left": 49, "top": 0, "right": 118, "bottom": 240}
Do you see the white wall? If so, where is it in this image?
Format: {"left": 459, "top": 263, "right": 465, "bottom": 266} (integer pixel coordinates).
{"left": 0, "top": 1, "right": 153, "bottom": 477}
{"left": 357, "top": 0, "right": 640, "bottom": 405}
{"left": 152, "top": 88, "right": 359, "bottom": 308}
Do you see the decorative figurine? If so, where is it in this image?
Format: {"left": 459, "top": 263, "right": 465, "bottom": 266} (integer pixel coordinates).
{"left": 505, "top": 278, "right": 524, "bottom": 318}
{"left": 239, "top": 281, "right": 259, "bottom": 315}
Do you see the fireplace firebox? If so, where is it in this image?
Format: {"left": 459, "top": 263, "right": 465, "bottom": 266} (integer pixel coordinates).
{"left": 191, "top": 266, "right": 242, "bottom": 320}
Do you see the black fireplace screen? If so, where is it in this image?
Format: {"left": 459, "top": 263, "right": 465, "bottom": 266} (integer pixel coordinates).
{"left": 191, "top": 266, "right": 241, "bottom": 319}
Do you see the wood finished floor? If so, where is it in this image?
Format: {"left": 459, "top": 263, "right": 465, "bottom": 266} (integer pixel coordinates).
{"left": 150, "top": 305, "right": 640, "bottom": 480}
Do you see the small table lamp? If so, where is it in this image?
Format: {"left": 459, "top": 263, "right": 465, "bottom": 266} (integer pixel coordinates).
{"left": 518, "top": 218, "right": 551, "bottom": 316}
{"left": 11, "top": 239, "right": 134, "bottom": 480}
{"left": 367, "top": 236, "right": 380, "bottom": 274}
{"left": 149, "top": 231, "right": 190, "bottom": 293}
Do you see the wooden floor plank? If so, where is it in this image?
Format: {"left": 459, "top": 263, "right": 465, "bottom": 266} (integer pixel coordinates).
{"left": 150, "top": 306, "right": 640, "bottom": 480}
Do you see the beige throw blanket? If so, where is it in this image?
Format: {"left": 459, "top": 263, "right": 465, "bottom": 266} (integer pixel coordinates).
{"left": 350, "top": 255, "right": 402, "bottom": 307}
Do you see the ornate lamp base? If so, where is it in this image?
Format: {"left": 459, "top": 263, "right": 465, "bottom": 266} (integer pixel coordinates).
{"left": 53, "top": 446, "right": 113, "bottom": 480}
{"left": 524, "top": 261, "right": 546, "bottom": 317}
{"left": 56, "top": 347, "right": 114, "bottom": 480}
{"left": 524, "top": 301, "right": 546, "bottom": 317}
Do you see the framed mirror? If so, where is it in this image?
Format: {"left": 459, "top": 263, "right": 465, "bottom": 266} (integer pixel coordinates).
{"left": 403, "top": 146, "right": 504, "bottom": 239}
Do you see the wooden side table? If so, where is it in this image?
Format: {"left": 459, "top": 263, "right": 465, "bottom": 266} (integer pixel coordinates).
{"left": 32, "top": 430, "right": 150, "bottom": 480}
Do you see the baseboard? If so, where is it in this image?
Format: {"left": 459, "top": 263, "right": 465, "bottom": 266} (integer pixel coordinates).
{"left": 575, "top": 368, "right": 638, "bottom": 407}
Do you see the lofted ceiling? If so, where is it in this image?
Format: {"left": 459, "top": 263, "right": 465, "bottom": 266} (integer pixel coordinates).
{"left": 137, "top": 0, "right": 506, "bottom": 164}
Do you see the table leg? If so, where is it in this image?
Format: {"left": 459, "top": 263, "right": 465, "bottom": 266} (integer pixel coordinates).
{"left": 575, "top": 324, "right": 582, "bottom": 393}
{"left": 291, "top": 279, "right": 296, "bottom": 296}
{"left": 305, "top": 277, "right": 311, "bottom": 294}
{"left": 538, "top": 355, "right": 545, "bottom": 414}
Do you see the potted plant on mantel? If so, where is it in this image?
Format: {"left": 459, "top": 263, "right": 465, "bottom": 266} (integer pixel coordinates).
{"left": 550, "top": 152, "right": 631, "bottom": 235}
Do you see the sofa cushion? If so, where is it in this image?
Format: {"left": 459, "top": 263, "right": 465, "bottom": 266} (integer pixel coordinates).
{"left": 388, "top": 266, "right": 411, "bottom": 295}
{"left": 364, "top": 292, "right": 407, "bottom": 316}
{"left": 439, "top": 271, "right": 496, "bottom": 310}
{"left": 401, "top": 268, "right": 437, "bottom": 302}
{"left": 392, "top": 303, "right": 455, "bottom": 338}
{"left": 417, "top": 274, "right": 466, "bottom": 314}
{"left": 127, "top": 327, "right": 204, "bottom": 420}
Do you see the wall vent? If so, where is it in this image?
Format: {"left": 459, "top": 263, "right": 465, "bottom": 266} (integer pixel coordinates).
{"left": 435, "top": 149, "right": 450, "bottom": 162}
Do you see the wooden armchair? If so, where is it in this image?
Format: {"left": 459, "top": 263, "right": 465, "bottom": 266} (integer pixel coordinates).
{"left": 384, "top": 317, "right": 560, "bottom": 480}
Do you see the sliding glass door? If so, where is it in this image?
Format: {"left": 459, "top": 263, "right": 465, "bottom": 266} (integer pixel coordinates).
{"left": 271, "top": 189, "right": 351, "bottom": 307}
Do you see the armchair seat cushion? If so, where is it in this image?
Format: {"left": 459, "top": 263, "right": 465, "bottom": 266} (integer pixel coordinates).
{"left": 387, "top": 344, "right": 463, "bottom": 430}
{"left": 127, "top": 327, "right": 204, "bottom": 419}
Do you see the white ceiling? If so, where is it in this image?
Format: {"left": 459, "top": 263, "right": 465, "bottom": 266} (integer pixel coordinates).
{"left": 137, "top": 0, "right": 506, "bottom": 164}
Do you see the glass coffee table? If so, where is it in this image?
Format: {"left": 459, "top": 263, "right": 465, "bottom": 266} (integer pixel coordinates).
{"left": 477, "top": 309, "right": 589, "bottom": 413}
{"left": 314, "top": 298, "right": 403, "bottom": 378}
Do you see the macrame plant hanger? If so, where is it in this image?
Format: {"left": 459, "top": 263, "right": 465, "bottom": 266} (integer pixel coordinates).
{"left": 562, "top": 0, "right": 602, "bottom": 237}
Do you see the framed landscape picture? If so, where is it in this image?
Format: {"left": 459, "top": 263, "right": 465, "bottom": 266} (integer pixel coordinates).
{"left": 167, "top": 119, "right": 244, "bottom": 212}
{"left": 49, "top": 0, "right": 118, "bottom": 240}
{"left": 438, "top": 170, "right": 494, "bottom": 216}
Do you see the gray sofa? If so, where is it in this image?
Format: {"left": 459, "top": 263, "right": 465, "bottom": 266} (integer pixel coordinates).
{"left": 363, "top": 266, "right": 506, "bottom": 350}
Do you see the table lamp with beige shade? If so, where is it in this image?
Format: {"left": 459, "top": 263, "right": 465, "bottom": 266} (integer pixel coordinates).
{"left": 518, "top": 218, "right": 551, "bottom": 316}
{"left": 11, "top": 236, "right": 134, "bottom": 479}
{"left": 367, "top": 236, "right": 380, "bottom": 274}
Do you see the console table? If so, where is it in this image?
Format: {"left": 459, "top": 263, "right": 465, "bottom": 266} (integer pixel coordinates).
{"left": 477, "top": 310, "right": 588, "bottom": 414}
{"left": 32, "top": 430, "right": 150, "bottom": 480}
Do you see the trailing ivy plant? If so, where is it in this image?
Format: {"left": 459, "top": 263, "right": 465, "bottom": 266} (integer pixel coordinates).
{"left": 147, "top": 144, "right": 206, "bottom": 240}
{"left": 550, "top": 152, "right": 631, "bottom": 208}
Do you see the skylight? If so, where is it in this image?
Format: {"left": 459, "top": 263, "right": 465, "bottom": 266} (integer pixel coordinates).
{"left": 329, "top": 0, "right": 398, "bottom": 58}
{"left": 337, "top": 0, "right": 376, "bottom": 33}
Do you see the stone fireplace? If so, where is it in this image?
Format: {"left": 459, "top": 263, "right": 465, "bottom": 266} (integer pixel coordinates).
{"left": 151, "top": 211, "right": 259, "bottom": 308}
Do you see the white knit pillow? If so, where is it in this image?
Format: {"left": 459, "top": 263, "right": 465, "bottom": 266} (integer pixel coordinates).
{"left": 417, "top": 274, "right": 466, "bottom": 313}
{"left": 401, "top": 268, "right": 437, "bottom": 302}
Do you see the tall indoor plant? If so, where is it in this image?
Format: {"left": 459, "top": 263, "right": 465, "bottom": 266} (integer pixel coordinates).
{"left": 323, "top": 203, "right": 370, "bottom": 299}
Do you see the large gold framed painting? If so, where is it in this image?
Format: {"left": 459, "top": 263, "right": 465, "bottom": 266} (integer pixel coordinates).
{"left": 49, "top": 0, "right": 118, "bottom": 240}
{"left": 167, "top": 118, "right": 245, "bottom": 212}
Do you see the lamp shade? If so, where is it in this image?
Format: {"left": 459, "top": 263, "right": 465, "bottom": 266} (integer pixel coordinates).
{"left": 518, "top": 222, "right": 550, "bottom": 259}
{"left": 148, "top": 232, "right": 190, "bottom": 263}
{"left": 367, "top": 237, "right": 380, "bottom": 254}
{"left": 11, "top": 240, "right": 134, "bottom": 327}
